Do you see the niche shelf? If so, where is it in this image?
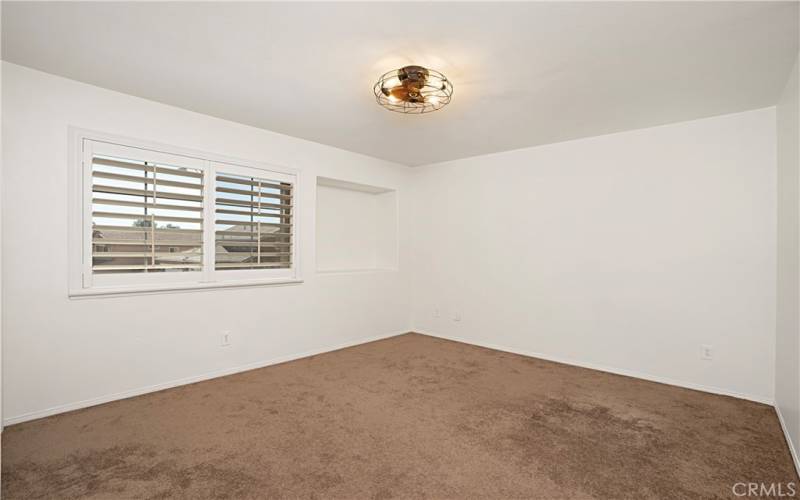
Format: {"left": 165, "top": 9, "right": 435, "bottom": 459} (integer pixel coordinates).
{"left": 315, "top": 176, "right": 398, "bottom": 274}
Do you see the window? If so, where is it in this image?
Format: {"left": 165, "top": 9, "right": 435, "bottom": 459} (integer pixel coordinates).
{"left": 215, "top": 171, "right": 293, "bottom": 272}
{"left": 70, "top": 131, "right": 300, "bottom": 296}
{"left": 90, "top": 145, "right": 204, "bottom": 279}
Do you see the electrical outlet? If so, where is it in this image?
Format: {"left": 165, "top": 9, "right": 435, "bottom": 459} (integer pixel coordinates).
{"left": 433, "top": 308, "right": 440, "bottom": 318}
{"left": 221, "top": 331, "right": 232, "bottom": 347}
{"left": 701, "top": 344, "right": 713, "bottom": 360}
{"left": 453, "top": 312, "right": 461, "bottom": 322}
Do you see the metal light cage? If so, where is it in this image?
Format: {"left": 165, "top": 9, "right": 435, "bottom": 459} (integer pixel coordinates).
{"left": 373, "top": 66, "right": 454, "bottom": 114}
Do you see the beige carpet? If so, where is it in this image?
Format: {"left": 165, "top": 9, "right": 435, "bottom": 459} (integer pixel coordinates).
{"left": 2, "top": 333, "right": 797, "bottom": 499}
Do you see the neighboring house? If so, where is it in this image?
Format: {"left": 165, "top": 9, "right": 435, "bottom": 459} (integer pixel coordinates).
{"left": 214, "top": 224, "right": 290, "bottom": 265}
{"left": 93, "top": 223, "right": 289, "bottom": 269}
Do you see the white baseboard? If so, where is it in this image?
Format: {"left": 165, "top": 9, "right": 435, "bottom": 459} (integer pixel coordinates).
{"left": 415, "top": 330, "right": 774, "bottom": 406}
{"left": 5, "top": 329, "right": 776, "bottom": 426}
{"left": 3, "top": 330, "right": 410, "bottom": 427}
{"left": 776, "top": 404, "right": 800, "bottom": 477}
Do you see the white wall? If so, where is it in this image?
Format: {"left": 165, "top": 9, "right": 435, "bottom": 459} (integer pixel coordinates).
{"left": 316, "top": 183, "right": 398, "bottom": 272}
{"left": 317, "top": 185, "right": 380, "bottom": 271}
{"left": 1, "top": 63, "right": 413, "bottom": 424}
{"left": 0, "top": 4, "right": 4, "bottom": 433}
{"left": 777, "top": 52, "right": 800, "bottom": 468}
{"left": 410, "top": 108, "right": 777, "bottom": 403}
{"left": 373, "top": 190, "right": 399, "bottom": 270}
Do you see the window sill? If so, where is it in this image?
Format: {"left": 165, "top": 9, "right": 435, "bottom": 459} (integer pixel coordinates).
{"left": 69, "top": 278, "right": 304, "bottom": 299}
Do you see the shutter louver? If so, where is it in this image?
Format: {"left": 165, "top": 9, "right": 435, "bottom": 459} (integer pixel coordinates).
{"left": 91, "top": 155, "right": 204, "bottom": 274}
{"left": 215, "top": 172, "right": 293, "bottom": 270}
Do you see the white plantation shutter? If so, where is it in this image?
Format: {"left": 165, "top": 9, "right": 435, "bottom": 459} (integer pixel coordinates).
{"left": 73, "top": 134, "right": 300, "bottom": 295}
{"left": 214, "top": 171, "right": 293, "bottom": 270}
{"left": 90, "top": 148, "right": 204, "bottom": 275}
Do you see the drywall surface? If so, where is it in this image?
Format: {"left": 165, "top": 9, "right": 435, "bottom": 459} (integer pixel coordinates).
{"left": 317, "top": 185, "right": 381, "bottom": 271}
{"left": 1, "top": 62, "right": 412, "bottom": 424}
{"left": 410, "top": 108, "right": 777, "bottom": 403}
{"left": 777, "top": 52, "right": 800, "bottom": 467}
{"left": 316, "top": 183, "right": 397, "bottom": 272}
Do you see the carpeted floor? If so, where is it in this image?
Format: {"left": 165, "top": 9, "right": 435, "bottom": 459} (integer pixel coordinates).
{"left": 2, "top": 333, "right": 797, "bottom": 499}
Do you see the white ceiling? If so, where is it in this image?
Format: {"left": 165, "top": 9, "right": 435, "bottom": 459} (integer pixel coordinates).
{"left": 3, "top": 2, "right": 798, "bottom": 166}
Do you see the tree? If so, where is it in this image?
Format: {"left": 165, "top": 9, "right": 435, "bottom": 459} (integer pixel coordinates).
{"left": 131, "top": 219, "right": 181, "bottom": 229}
{"left": 132, "top": 218, "right": 154, "bottom": 228}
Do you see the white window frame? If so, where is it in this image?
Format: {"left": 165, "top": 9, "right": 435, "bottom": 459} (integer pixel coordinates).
{"left": 68, "top": 128, "right": 302, "bottom": 298}
{"left": 211, "top": 161, "right": 296, "bottom": 283}
{"left": 82, "top": 140, "right": 208, "bottom": 290}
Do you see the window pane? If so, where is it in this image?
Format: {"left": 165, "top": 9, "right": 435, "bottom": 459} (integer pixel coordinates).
{"left": 215, "top": 172, "right": 292, "bottom": 270}
{"left": 91, "top": 154, "right": 204, "bottom": 274}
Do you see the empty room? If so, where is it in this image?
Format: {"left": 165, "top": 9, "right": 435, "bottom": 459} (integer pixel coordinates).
{"left": 1, "top": 1, "right": 799, "bottom": 498}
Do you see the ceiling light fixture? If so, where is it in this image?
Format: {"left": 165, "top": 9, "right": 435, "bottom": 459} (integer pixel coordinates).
{"left": 374, "top": 65, "right": 453, "bottom": 114}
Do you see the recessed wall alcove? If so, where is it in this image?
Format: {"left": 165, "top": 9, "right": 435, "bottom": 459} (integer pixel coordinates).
{"left": 315, "top": 176, "right": 398, "bottom": 273}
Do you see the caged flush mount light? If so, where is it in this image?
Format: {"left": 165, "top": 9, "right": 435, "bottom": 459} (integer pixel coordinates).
{"left": 374, "top": 65, "right": 453, "bottom": 114}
